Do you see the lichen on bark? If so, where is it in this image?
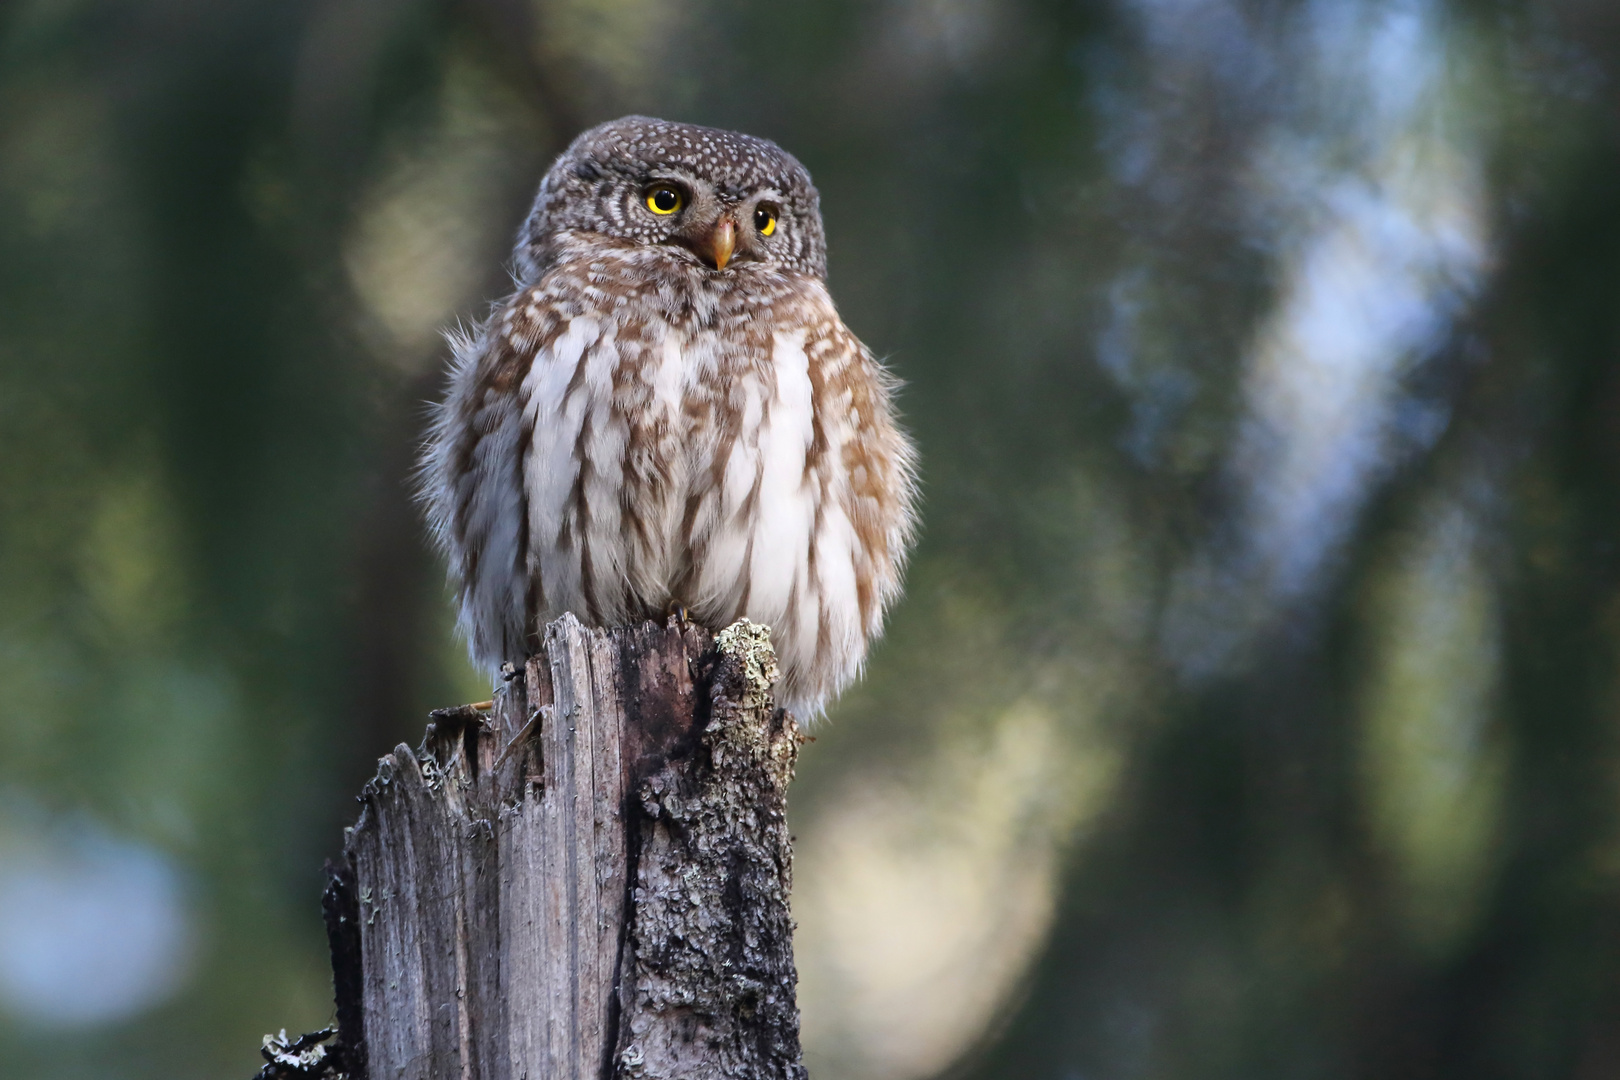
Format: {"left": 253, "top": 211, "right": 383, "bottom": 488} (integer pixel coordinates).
{"left": 614, "top": 619, "right": 807, "bottom": 1080}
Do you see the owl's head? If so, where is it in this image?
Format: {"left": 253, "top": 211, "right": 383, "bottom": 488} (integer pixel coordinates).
{"left": 515, "top": 116, "right": 827, "bottom": 282}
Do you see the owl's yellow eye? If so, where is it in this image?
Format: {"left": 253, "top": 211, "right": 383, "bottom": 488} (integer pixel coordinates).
{"left": 754, "top": 205, "right": 778, "bottom": 236}
{"left": 645, "top": 185, "right": 684, "bottom": 215}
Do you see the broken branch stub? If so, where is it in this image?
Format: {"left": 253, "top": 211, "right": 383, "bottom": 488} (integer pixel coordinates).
{"left": 258, "top": 614, "right": 806, "bottom": 1080}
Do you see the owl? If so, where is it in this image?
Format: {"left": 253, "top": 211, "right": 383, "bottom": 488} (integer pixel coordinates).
{"left": 421, "top": 116, "right": 919, "bottom": 717}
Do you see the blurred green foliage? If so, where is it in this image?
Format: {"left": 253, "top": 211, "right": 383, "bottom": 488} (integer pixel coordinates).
{"left": 3, "top": 0, "right": 1620, "bottom": 1077}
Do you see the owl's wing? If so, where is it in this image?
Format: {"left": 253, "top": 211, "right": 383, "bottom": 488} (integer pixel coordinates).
{"left": 421, "top": 301, "right": 564, "bottom": 670}
{"left": 808, "top": 313, "right": 921, "bottom": 642}
{"left": 734, "top": 296, "right": 919, "bottom": 715}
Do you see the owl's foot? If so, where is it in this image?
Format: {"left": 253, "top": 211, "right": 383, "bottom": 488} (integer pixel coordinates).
{"left": 665, "top": 599, "right": 690, "bottom": 624}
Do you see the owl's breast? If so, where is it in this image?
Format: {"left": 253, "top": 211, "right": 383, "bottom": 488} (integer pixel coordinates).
{"left": 516, "top": 276, "right": 823, "bottom": 619}
{"left": 429, "top": 241, "right": 913, "bottom": 715}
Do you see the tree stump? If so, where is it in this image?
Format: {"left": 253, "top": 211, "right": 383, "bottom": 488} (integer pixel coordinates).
{"left": 256, "top": 614, "right": 805, "bottom": 1080}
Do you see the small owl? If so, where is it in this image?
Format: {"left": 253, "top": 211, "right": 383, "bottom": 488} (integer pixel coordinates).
{"left": 421, "top": 116, "right": 918, "bottom": 717}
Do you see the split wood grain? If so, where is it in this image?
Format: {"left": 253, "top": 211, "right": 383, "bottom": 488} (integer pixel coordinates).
{"left": 303, "top": 614, "right": 805, "bottom": 1080}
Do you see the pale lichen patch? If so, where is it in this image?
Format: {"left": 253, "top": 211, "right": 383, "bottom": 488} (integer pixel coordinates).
{"left": 716, "top": 618, "right": 779, "bottom": 708}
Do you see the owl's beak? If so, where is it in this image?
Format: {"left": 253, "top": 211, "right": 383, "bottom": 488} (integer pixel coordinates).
{"left": 697, "top": 216, "right": 736, "bottom": 271}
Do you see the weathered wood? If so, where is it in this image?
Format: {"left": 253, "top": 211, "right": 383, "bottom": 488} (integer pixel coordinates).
{"left": 256, "top": 614, "right": 804, "bottom": 1080}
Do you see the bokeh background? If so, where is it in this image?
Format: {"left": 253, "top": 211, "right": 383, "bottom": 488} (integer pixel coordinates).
{"left": 4, "top": 0, "right": 1620, "bottom": 1076}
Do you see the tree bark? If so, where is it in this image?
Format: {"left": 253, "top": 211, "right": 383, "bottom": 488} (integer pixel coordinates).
{"left": 255, "top": 614, "right": 805, "bottom": 1080}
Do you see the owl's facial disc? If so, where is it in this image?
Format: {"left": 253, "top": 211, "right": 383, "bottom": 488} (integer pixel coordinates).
{"left": 682, "top": 215, "right": 736, "bottom": 270}
{"left": 632, "top": 168, "right": 792, "bottom": 273}
{"left": 664, "top": 194, "right": 784, "bottom": 272}
{"left": 660, "top": 197, "right": 743, "bottom": 272}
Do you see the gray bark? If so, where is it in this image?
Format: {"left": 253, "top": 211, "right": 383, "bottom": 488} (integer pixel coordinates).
{"left": 255, "top": 614, "right": 805, "bottom": 1080}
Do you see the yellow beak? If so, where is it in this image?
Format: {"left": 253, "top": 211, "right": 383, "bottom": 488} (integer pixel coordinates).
{"left": 703, "top": 217, "right": 736, "bottom": 270}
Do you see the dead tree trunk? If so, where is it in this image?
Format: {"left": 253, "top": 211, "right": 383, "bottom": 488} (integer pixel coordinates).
{"left": 256, "top": 614, "right": 806, "bottom": 1080}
